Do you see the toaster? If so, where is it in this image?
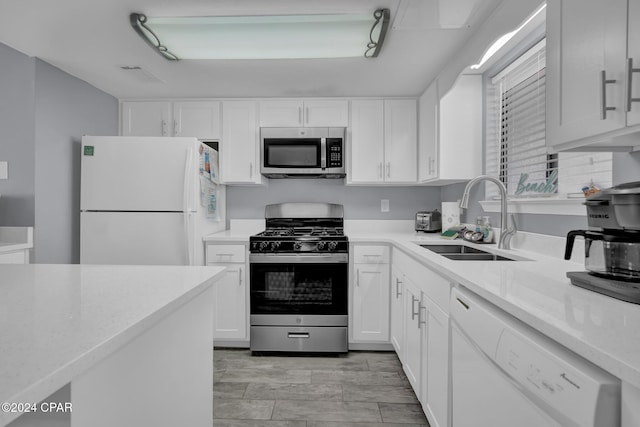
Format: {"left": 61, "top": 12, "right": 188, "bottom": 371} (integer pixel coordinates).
{"left": 415, "top": 210, "right": 442, "bottom": 232}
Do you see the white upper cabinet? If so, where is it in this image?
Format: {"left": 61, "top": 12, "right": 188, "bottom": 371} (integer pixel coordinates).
{"left": 220, "top": 101, "right": 262, "bottom": 184}
{"left": 173, "top": 101, "right": 221, "bottom": 140}
{"left": 259, "top": 99, "right": 349, "bottom": 127}
{"left": 384, "top": 100, "right": 418, "bottom": 182}
{"left": 418, "top": 83, "right": 438, "bottom": 182}
{"left": 121, "top": 101, "right": 171, "bottom": 137}
{"left": 349, "top": 100, "right": 385, "bottom": 182}
{"left": 121, "top": 101, "right": 221, "bottom": 140}
{"left": 547, "top": 0, "right": 640, "bottom": 150}
{"left": 418, "top": 75, "right": 482, "bottom": 185}
{"left": 348, "top": 99, "right": 418, "bottom": 184}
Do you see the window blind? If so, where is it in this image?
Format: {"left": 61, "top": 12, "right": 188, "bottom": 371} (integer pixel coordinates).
{"left": 485, "top": 38, "right": 612, "bottom": 200}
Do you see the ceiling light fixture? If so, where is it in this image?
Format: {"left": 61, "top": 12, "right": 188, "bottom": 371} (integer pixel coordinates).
{"left": 130, "top": 10, "right": 390, "bottom": 61}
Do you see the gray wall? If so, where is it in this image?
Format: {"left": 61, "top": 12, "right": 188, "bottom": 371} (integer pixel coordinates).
{"left": 228, "top": 180, "right": 441, "bottom": 220}
{"left": 0, "top": 43, "right": 36, "bottom": 226}
{"left": 0, "top": 42, "right": 118, "bottom": 263}
{"left": 34, "top": 59, "right": 118, "bottom": 263}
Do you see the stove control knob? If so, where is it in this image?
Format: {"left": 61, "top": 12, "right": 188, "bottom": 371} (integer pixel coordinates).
{"left": 328, "top": 241, "right": 338, "bottom": 251}
{"left": 294, "top": 242, "right": 302, "bottom": 251}
{"left": 259, "top": 241, "right": 269, "bottom": 251}
{"left": 316, "top": 241, "right": 326, "bottom": 251}
{"left": 270, "top": 241, "right": 280, "bottom": 251}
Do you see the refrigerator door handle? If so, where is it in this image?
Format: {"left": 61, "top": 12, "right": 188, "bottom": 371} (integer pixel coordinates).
{"left": 183, "top": 146, "right": 195, "bottom": 265}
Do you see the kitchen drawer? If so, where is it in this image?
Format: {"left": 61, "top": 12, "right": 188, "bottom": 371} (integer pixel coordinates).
{"left": 353, "top": 245, "right": 390, "bottom": 264}
{"left": 206, "top": 244, "right": 246, "bottom": 264}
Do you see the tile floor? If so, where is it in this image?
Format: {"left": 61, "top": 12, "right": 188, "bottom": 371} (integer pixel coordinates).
{"left": 213, "top": 349, "right": 430, "bottom": 426}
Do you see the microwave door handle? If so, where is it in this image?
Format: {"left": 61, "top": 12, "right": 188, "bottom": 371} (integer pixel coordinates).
{"left": 320, "top": 138, "right": 327, "bottom": 169}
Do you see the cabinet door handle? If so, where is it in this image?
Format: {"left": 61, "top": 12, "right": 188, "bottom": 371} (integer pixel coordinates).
{"left": 378, "top": 163, "right": 383, "bottom": 179}
{"left": 161, "top": 119, "right": 167, "bottom": 136}
{"left": 298, "top": 107, "right": 303, "bottom": 125}
{"left": 600, "top": 70, "right": 617, "bottom": 120}
{"left": 395, "top": 278, "right": 403, "bottom": 298}
{"left": 386, "top": 162, "right": 391, "bottom": 178}
{"left": 627, "top": 58, "right": 640, "bottom": 112}
{"left": 430, "top": 158, "right": 436, "bottom": 175}
{"left": 305, "top": 107, "right": 309, "bottom": 125}
{"left": 249, "top": 162, "right": 253, "bottom": 178}
{"left": 418, "top": 303, "right": 426, "bottom": 328}
{"left": 411, "top": 296, "right": 419, "bottom": 321}
{"left": 356, "top": 268, "right": 360, "bottom": 286}
{"left": 238, "top": 267, "right": 243, "bottom": 286}
{"left": 174, "top": 119, "right": 179, "bottom": 136}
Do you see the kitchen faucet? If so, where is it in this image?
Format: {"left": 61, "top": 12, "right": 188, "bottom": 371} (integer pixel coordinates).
{"left": 459, "top": 175, "right": 516, "bottom": 250}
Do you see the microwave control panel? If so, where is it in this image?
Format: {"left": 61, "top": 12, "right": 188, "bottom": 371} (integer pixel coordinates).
{"left": 327, "top": 138, "right": 343, "bottom": 167}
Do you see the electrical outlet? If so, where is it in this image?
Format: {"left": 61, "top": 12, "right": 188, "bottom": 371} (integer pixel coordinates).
{"left": 0, "top": 161, "right": 7, "bottom": 180}
{"left": 381, "top": 199, "right": 390, "bottom": 212}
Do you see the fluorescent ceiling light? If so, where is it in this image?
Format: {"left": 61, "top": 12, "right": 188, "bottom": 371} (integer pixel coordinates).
{"left": 130, "top": 10, "right": 390, "bottom": 60}
{"left": 470, "top": 3, "right": 547, "bottom": 70}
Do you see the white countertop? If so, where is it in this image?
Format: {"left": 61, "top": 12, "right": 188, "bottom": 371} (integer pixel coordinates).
{"left": 0, "top": 264, "right": 225, "bottom": 424}
{"left": 204, "top": 224, "right": 640, "bottom": 388}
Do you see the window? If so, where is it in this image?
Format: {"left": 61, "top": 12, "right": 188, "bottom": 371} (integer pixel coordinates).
{"left": 485, "top": 38, "right": 612, "bottom": 210}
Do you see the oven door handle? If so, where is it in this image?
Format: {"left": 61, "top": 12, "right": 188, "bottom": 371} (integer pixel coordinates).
{"left": 250, "top": 254, "right": 348, "bottom": 264}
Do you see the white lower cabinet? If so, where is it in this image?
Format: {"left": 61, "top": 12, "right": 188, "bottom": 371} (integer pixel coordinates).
{"left": 351, "top": 245, "right": 391, "bottom": 343}
{"left": 392, "top": 247, "right": 451, "bottom": 427}
{"left": 0, "top": 249, "right": 30, "bottom": 264}
{"left": 423, "top": 298, "right": 450, "bottom": 427}
{"left": 402, "top": 275, "right": 424, "bottom": 394}
{"left": 390, "top": 265, "right": 405, "bottom": 355}
{"left": 206, "top": 243, "right": 249, "bottom": 344}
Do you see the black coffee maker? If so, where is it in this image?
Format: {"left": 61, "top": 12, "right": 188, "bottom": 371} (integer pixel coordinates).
{"left": 565, "top": 182, "right": 640, "bottom": 304}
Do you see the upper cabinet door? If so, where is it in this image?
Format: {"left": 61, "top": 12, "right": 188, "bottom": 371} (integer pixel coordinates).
{"left": 546, "top": 0, "right": 627, "bottom": 147}
{"left": 349, "top": 100, "right": 385, "bottom": 183}
{"left": 304, "top": 100, "right": 349, "bottom": 127}
{"left": 259, "top": 100, "right": 349, "bottom": 127}
{"left": 418, "top": 82, "right": 438, "bottom": 182}
{"left": 221, "top": 101, "right": 261, "bottom": 184}
{"left": 259, "top": 100, "right": 303, "bottom": 127}
{"left": 384, "top": 99, "right": 417, "bottom": 183}
{"left": 173, "top": 101, "right": 221, "bottom": 140}
{"left": 121, "top": 101, "right": 171, "bottom": 137}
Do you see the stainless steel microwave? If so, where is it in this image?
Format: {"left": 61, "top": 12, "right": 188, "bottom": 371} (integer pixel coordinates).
{"left": 260, "top": 127, "right": 346, "bottom": 178}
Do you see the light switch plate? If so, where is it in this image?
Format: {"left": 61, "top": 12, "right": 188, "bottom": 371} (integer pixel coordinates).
{"left": 0, "top": 161, "right": 7, "bottom": 179}
{"left": 381, "top": 199, "right": 390, "bottom": 212}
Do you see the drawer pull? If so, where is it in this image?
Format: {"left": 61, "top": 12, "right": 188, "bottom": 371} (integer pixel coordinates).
{"left": 288, "top": 332, "right": 310, "bottom": 339}
{"left": 456, "top": 297, "right": 470, "bottom": 310}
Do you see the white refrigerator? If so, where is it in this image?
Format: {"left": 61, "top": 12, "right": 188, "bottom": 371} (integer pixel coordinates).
{"left": 80, "top": 136, "right": 226, "bottom": 266}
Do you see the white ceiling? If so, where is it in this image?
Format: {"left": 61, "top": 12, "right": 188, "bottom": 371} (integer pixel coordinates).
{"left": 0, "top": 0, "right": 513, "bottom": 99}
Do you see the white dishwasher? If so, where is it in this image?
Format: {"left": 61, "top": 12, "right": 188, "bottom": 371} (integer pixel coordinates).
{"left": 450, "top": 287, "right": 620, "bottom": 427}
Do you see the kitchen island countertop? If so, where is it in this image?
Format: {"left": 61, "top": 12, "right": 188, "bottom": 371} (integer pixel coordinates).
{"left": 0, "top": 263, "right": 225, "bottom": 426}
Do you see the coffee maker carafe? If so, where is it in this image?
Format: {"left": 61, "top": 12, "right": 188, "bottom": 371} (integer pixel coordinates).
{"left": 564, "top": 182, "right": 640, "bottom": 304}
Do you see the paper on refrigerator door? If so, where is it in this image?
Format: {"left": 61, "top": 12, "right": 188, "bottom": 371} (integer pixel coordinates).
{"left": 200, "top": 176, "right": 220, "bottom": 220}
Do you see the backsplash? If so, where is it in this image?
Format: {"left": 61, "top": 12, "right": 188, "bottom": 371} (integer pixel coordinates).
{"left": 227, "top": 179, "right": 441, "bottom": 220}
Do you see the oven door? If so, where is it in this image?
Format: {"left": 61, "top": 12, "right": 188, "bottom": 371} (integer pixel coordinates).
{"left": 250, "top": 254, "right": 348, "bottom": 319}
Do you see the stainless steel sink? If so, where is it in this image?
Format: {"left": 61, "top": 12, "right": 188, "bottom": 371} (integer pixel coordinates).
{"left": 418, "top": 244, "right": 486, "bottom": 255}
{"left": 439, "top": 253, "right": 515, "bottom": 261}
{"left": 419, "top": 244, "right": 518, "bottom": 261}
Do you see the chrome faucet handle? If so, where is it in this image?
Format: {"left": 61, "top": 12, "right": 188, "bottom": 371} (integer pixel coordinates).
{"left": 500, "top": 214, "right": 517, "bottom": 250}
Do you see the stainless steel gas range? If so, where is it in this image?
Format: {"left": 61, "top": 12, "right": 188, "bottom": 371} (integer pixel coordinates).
{"left": 249, "top": 203, "right": 348, "bottom": 353}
